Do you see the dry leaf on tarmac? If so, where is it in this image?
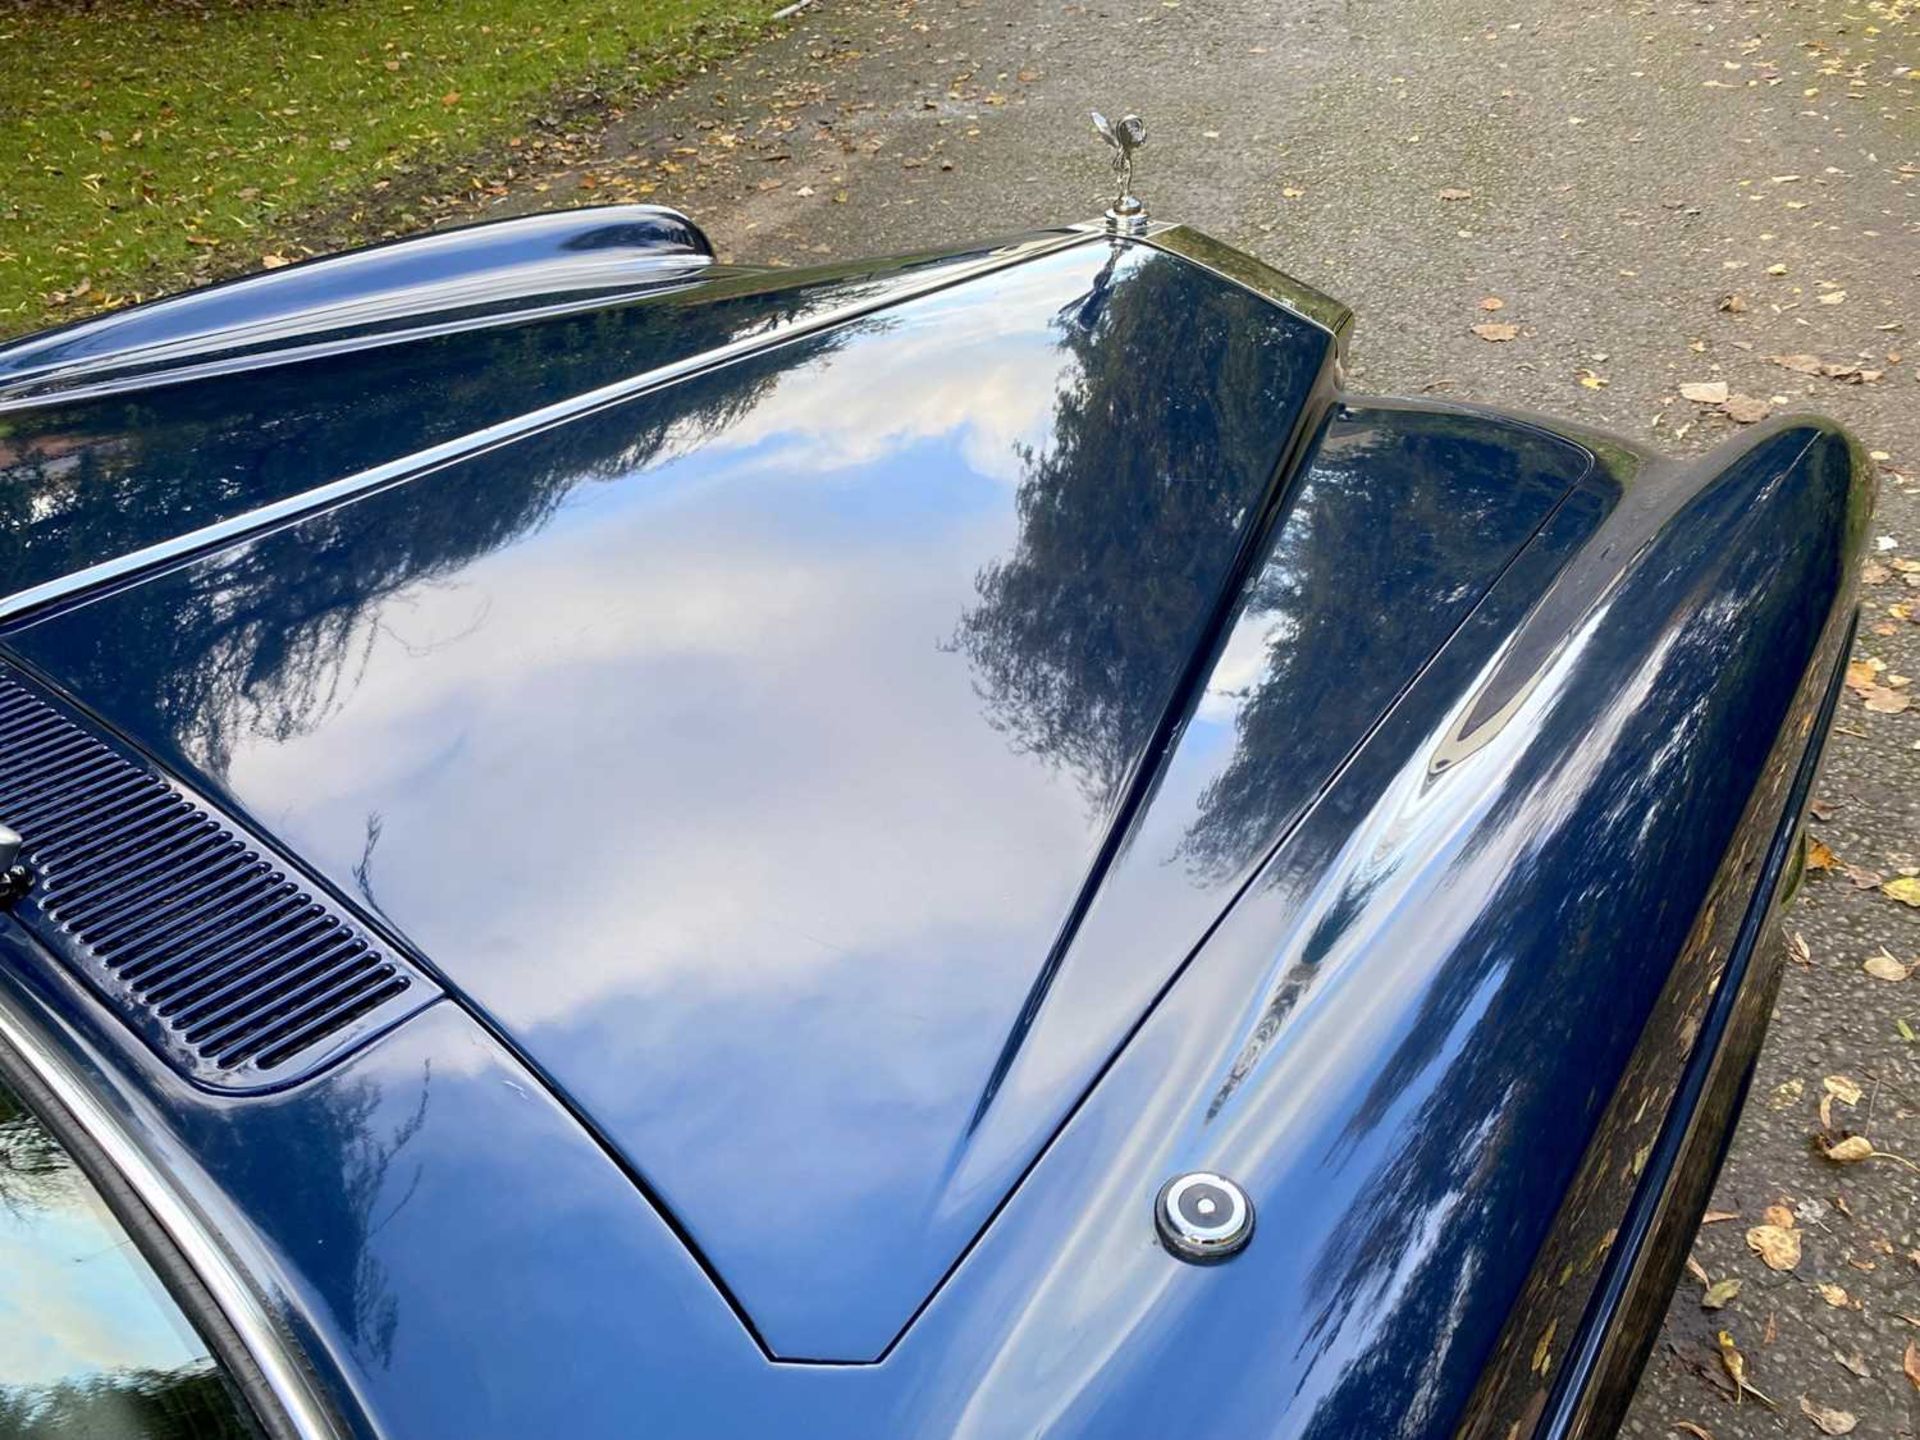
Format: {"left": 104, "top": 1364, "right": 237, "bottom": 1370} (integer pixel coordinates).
{"left": 1702, "top": 1277, "right": 1743, "bottom": 1309}
{"left": 1681, "top": 381, "right": 1730, "bottom": 404}
{"left": 1863, "top": 687, "right": 1913, "bottom": 714}
{"left": 1821, "top": 1136, "right": 1877, "bottom": 1163}
{"left": 1747, "top": 1224, "right": 1801, "bottom": 1271}
{"left": 1798, "top": 1396, "right": 1857, "bottom": 1435}
{"left": 1437, "top": 186, "right": 1473, "bottom": 200}
{"left": 1881, "top": 877, "right": 1920, "bottom": 906}
{"left": 1672, "top": 1424, "right": 1714, "bottom": 1440}
{"left": 1821, "top": 1075, "right": 1864, "bottom": 1128}
{"left": 1863, "top": 950, "right": 1910, "bottom": 981}
{"left": 1479, "top": 295, "right": 1505, "bottom": 311}
{"left": 1767, "top": 353, "right": 1883, "bottom": 383}
{"left": 1471, "top": 322, "right": 1519, "bottom": 342}
{"left": 1903, "top": 1340, "right": 1920, "bottom": 1390}
{"left": 1820, "top": 1136, "right": 1920, "bottom": 1172}
{"left": 1717, "top": 1332, "right": 1775, "bottom": 1407}
{"left": 1722, "top": 395, "right": 1772, "bottom": 424}
{"left": 1817, "top": 1282, "right": 1850, "bottom": 1307}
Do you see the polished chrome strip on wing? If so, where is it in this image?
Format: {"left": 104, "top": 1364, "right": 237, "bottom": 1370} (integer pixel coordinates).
{"left": 0, "top": 985, "right": 343, "bottom": 1440}
{"left": 0, "top": 226, "right": 1102, "bottom": 625}
{"left": 0, "top": 203, "right": 716, "bottom": 402}
{"left": 0, "top": 267, "right": 715, "bottom": 411}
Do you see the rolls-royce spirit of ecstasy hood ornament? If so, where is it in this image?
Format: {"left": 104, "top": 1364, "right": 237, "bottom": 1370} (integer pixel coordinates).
{"left": 1091, "top": 110, "right": 1148, "bottom": 233}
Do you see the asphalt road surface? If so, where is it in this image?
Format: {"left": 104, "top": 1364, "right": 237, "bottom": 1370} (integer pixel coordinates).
{"left": 479, "top": 0, "right": 1919, "bottom": 1431}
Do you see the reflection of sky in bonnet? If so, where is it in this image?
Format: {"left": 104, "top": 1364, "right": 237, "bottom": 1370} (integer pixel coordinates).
{"left": 227, "top": 265, "right": 1089, "bottom": 1026}
{"left": 211, "top": 253, "right": 1141, "bottom": 1355}
{"left": 11, "top": 240, "right": 1320, "bottom": 1361}
{"left": 0, "top": 1118, "right": 207, "bottom": 1389}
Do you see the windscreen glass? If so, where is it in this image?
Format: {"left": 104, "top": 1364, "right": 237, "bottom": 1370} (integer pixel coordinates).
{"left": 0, "top": 1072, "right": 256, "bottom": 1438}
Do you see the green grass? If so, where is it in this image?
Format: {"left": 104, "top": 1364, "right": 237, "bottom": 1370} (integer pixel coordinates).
{"left": 0, "top": 0, "right": 771, "bottom": 336}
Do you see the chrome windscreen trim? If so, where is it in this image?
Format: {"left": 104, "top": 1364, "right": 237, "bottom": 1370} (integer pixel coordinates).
{"left": 0, "top": 226, "right": 1102, "bottom": 625}
{"left": 0, "top": 984, "right": 344, "bottom": 1440}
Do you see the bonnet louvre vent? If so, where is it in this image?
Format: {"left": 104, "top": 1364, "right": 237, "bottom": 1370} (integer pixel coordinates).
{"left": 0, "top": 668, "right": 435, "bottom": 1089}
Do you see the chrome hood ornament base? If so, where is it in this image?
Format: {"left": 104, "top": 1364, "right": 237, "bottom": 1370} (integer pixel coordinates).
{"left": 1092, "top": 110, "right": 1148, "bottom": 233}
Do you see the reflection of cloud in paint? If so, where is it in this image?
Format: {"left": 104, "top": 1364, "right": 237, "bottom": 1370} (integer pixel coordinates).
{"left": 0, "top": 1192, "right": 204, "bottom": 1389}
{"left": 232, "top": 505, "right": 1089, "bottom": 1037}
{"left": 217, "top": 347, "right": 1101, "bottom": 1344}
{"left": 226, "top": 267, "right": 1093, "bottom": 1045}
{"left": 666, "top": 274, "right": 1072, "bottom": 483}
{"left": 1196, "top": 612, "right": 1283, "bottom": 724}
{"left": 184, "top": 242, "right": 1171, "bottom": 1351}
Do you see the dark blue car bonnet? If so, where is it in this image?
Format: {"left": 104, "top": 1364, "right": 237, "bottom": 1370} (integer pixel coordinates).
{"left": 0, "top": 218, "right": 1865, "bottom": 1440}
{"left": 0, "top": 232, "right": 1582, "bottom": 1364}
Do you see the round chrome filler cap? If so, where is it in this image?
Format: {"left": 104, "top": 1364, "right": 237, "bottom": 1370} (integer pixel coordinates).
{"left": 1155, "top": 1171, "right": 1254, "bottom": 1262}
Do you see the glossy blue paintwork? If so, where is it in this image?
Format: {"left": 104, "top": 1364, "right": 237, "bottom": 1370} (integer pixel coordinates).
{"left": 5, "top": 239, "right": 1347, "bottom": 1361}
{"left": 0, "top": 225, "right": 1076, "bottom": 599}
{"left": 0, "top": 221, "right": 1871, "bottom": 1440}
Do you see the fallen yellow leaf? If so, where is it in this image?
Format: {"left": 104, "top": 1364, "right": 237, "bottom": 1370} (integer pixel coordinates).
{"left": 1717, "top": 1330, "right": 1775, "bottom": 1407}
{"left": 1863, "top": 950, "right": 1910, "bottom": 982}
{"left": 1747, "top": 1223, "right": 1801, "bottom": 1271}
{"left": 1882, "top": 877, "right": 1920, "bottom": 907}
{"left": 1824, "top": 1075, "right": 1864, "bottom": 1104}
{"left": 1702, "top": 1276, "right": 1742, "bottom": 1309}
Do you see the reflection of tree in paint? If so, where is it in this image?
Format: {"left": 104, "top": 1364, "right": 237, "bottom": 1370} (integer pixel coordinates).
{"left": 1176, "top": 411, "right": 1577, "bottom": 884}
{"left": 0, "top": 260, "right": 929, "bottom": 599}
{"left": 952, "top": 248, "right": 1317, "bottom": 819}
{"left": 1273, "top": 460, "right": 1836, "bottom": 1440}
{"left": 33, "top": 320, "right": 859, "bottom": 786}
{"left": 198, "top": 1063, "right": 433, "bottom": 1371}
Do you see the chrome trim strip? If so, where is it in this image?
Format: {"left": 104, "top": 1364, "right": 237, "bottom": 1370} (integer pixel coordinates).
{"left": 0, "top": 227, "right": 1100, "bottom": 625}
{"left": 0, "top": 986, "right": 342, "bottom": 1440}
{"left": 0, "top": 203, "right": 716, "bottom": 401}
{"left": 0, "top": 264, "right": 716, "bottom": 411}
{"left": 1138, "top": 225, "right": 1353, "bottom": 349}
